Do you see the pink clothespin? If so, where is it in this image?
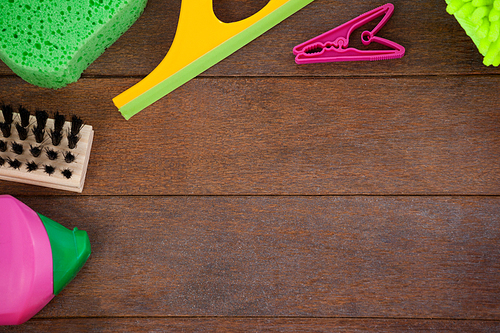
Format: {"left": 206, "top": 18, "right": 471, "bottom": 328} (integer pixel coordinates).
{"left": 293, "top": 3, "right": 405, "bottom": 64}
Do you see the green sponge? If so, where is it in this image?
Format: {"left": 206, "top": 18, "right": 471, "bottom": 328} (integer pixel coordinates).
{"left": 446, "top": 0, "right": 500, "bottom": 66}
{"left": 0, "top": 0, "right": 147, "bottom": 88}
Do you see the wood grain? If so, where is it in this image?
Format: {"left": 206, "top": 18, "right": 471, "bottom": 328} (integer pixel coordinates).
{"left": 0, "top": 76, "right": 498, "bottom": 196}
{"left": 0, "top": 0, "right": 499, "bottom": 330}
{"left": 2, "top": 318, "right": 500, "bottom": 332}
{"left": 0, "top": 0, "right": 497, "bottom": 78}
{"left": 0, "top": 196, "right": 495, "bottom": 320}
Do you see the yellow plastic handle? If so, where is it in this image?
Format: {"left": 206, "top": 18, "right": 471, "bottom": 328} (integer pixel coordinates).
{"left": 113, "top": 0, "right": 314, "bottom": 119}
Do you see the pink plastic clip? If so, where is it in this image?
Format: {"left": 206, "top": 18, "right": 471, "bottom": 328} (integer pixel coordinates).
{"left": 293, "top": 3, "right": 405, "bottom": 64}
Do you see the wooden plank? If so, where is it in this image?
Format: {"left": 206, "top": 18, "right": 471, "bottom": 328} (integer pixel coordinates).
{"left": 0, "top": 76, "right": 498, "bottom": 196}
{"left": 5, "top": 196, "right": 498, "bottom": 319}
{"left": 2, "top": 318, "right": 500, "bottom": 332}
{"left": 0, "top": 0, "right": 497, "bottom": 78}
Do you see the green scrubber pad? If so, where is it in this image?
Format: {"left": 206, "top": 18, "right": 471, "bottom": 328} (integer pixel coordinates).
{"left": 446, "top": 0, "right": 500, "bottom": 66}
{"left": 0, "top": 0, "right": 147, "bottom": 88}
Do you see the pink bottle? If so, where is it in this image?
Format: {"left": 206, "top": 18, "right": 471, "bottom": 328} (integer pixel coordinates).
{"left": 0, "top": 195, "right": 91, "bottom": 325}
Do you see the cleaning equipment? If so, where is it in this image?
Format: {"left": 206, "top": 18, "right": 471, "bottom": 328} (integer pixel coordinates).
{"left": 446, "top": 0, "right": 500, "bottom": 66}
{"left": 0, "top": 104, "right": 94, "bottom": 193}
{"left": 293, "top": 3, "right": 405, "bottom": 64}
{"left": 0, "top": 0, "right": 148, "bottom": 88}
{"left": 0, "top": 195, "right": 91, "bottom": 325}
{"left": 113, "top": 0, "right": 315, "bottom": 120}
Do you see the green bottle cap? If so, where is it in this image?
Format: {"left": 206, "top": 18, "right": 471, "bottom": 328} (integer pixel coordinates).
{"left": 37, "top": 213, "right": 91, "bottom": 295}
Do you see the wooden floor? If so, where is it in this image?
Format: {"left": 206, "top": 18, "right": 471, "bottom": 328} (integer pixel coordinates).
{"left": 1, "top": 0, "right": 500, "bottom": 331}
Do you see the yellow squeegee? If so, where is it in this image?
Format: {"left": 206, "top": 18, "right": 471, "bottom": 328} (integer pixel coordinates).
{"left": 113, "top": 0, "right": 314, "bottom": 119}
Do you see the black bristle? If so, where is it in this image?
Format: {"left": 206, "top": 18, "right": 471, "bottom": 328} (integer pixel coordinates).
{"left": 7, "top": 158, "right": 22, "bottom": 169}
{"left": 61, "top": 168, "right": 73, "bottom": 179}
{"left": 49, "top": 130, "right": 63, "bottom": 146}
{"left": 32, "top": 126, "right": 45, "bottom": 143}
{"left": 16, "top": 124, "right": 28, "bottom": 140}
{"left": 53, "top": 112, "right": 66, "bottom": 133}
{"left": 0, "top": 156, "right": 4, "bottom": 166}
{"left": 1, "top": 104, "right": 13, "bottom": 124}
{"left": 0, "top": 140, "right": 6, "bottom": 152}
{"left": 18, "top": 105, "right": 31, "bottom": 127}
{"left": 30, "top": 144, "right": 42, "bottom": 158}
{"left": 33, "top": 110, "right": 47, "bottom": 142}
{"left": 35, "top": 110, "right": 49, "bottom": 129}
{"left": 26, "top": 161, "right": 38, "bottom": 172}
{"left": 11, "top": 141, "right": 24, "bottom": 155}
{"left": 63, "top": 151, "right": 76, "bottom": 163}
{"left": 44, "top": 165, "right": 55, "bottom": 175}
{"left": 0, "top": 122, "right": 11, "bottom": 138}
{"left": 45, "top": 148, "right": 59, "bottom": 160}
{"left": 67, "top": 132, "right": 80, "bottom": 149}
{"left": 70, "top": 115, "right": 83, "bottom": 135}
